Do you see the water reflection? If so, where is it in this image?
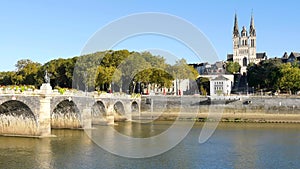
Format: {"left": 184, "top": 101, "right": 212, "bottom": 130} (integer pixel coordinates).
{"left": 113, "top": 121, "right": 174, "bottom": 138}
{"left": 0, "top": 123, "right": 300, "bottom": 168}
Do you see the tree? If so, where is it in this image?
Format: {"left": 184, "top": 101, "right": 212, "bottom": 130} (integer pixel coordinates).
{"left": 111, "top": 68, "right": 122, "bottom": 92}
{"left": 96, "top": 66, "right": 121, "bottom": 91}
{"left": 0, "top": 71, "right": 15, "bottom": 85}
{"left": 226, "top": 61, "right": 241, "bottom": 74}
{"left": 169, "top": 59, "right": 199, "bottom": 95}
{"left": 41, "top": 58, "right": 77, "bottom": 88}
{"left": 15, "top": 59, "right": 35, "bottom": 71}
{"left": 197, "top": 77, "right": 210, "bottom": 95}
{"left": 278, "top": 63, "right": 300, "bottom": 94}
{"left": 0, "top": 49, "right": 199, "bottom": 94}
{"left": 171, "top": 59, "right": 199, "bottom": 80}
{"left": 13, "top": 59, "right": 41, "bottom": 86}
{"left": 247, "top": 59, "right": 282, "bottom": 91}
{"left": 118, "top": 52, "right": 151, "bottom": 93}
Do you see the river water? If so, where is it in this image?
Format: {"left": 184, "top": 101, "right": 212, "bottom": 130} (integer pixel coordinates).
{"left": 0, "top": 122, "right": 300, "bottom": 169}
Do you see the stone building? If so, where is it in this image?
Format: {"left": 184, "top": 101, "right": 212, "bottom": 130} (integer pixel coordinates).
{"left": 227, "top": 13, "right": 267, "bottom": 74}
{"left": 210, "top": 75, "right": 232, "bottom": 96}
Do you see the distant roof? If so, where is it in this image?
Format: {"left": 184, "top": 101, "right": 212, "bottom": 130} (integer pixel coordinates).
{"left": 215, "top": 61, "right": 224, "bottom": 69}
{"left": 282, "top": 52, "right": 289, "bottom": 59}
{"left": 227, "top": 54, "right": 233, "bottom": 60}
{"left": 290, "top": 52, "right": 300, "bottom": 58}
{"left": 212, "top": 75, "right": 229, "bottom": 81}
{"left": 256, "top": 52, "right": 267, "bottom": 59}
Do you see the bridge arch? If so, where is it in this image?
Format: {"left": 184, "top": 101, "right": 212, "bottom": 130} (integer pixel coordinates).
{"left": 131, "top": 101, "right": 139, "bottom": 113}
{"left": 0, "top": 100, "right": 38, "bottom": 135}
{"left": 113, "top": 100, "right": 125, "bottom": 115}
{"left": 51, "top": 100, "right": 81, "bottom": 128}
{"left": 113, "top": 100, "right": 127, "bottom": 121}
{"left": 91, "top": 100, "right": 107, "bottom": 125}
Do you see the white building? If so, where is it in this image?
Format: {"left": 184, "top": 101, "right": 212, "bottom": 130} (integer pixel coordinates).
{"left": 210, "top": 75, "right": 232, "bottom": 96}
{"left": 200, "top": 74, "right": 234, "bottom": 84}
{"left": 147, "top": 79, "right": 194, "bottom": 95}
{"left": 173, "top": 79, "right": 191, "bottom": 95}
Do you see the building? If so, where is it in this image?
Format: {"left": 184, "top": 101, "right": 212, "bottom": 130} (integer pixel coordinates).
{"left": 190, "top": 61, "right": 234, "bottom": 96}
{"left": 227, "top": 13, "right": 267, "bottom": 74}
{"left": 210, "top": 75, "right": 232, "bottom": 96}
{"left": 189, "top": 61, "right": 226, "bottom": 75}
{"left": 281, "top": 52, "right": 300, "bottom": 63}
{"left": 146, "top": 79, "right": 197, "bottom": 96}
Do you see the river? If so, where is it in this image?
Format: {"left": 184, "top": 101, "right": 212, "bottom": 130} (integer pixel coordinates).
{"left": 0, "top": 122, "right": 300, "bottom": 169}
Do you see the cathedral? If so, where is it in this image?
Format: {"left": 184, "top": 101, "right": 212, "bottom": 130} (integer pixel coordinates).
{"left": 227, "top": 13, "right": 267, "bottom": 74}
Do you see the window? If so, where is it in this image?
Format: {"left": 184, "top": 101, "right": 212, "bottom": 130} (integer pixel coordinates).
{"left": 243, "top": 57, "right": 247, "bottom": 66}
{"left": 251, "top": 39, "right": 255, "bottom": 47}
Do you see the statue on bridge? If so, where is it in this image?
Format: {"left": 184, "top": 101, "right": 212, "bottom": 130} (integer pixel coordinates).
{"left": 44, "top": 70, "right": 51, "bottom": 84}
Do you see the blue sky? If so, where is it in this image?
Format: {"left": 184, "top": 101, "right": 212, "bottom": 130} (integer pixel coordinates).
{"left": 0, "top": 0, "right": 300, "bottom": 71}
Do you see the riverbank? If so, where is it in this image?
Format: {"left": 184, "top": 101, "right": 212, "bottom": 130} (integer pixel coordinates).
{"left": 133, "top": 112, "right": 300, "bottom": 123}
{"left": 138, "top": 95, "right": 300, "bottom": 123}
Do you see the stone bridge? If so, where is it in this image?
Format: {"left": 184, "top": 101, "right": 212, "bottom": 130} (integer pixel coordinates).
{"left": 0, "top": 84, "right": 141, "bottom": 137}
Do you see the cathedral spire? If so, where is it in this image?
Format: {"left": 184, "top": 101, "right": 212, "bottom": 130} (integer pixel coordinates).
{"left": 249, "top": 12, "right": 256, "bottom": 36}
{"left": 233, "top": 13, "right": 240, "bottom": 37}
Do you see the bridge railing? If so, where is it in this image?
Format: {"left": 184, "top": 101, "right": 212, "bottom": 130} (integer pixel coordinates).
{"left": 0, "top": 88, "right": 137, "bottom": 99}
{"left": 0, "top": 88, "right": 140, "bottom": 100}
{"left": 0, "top": 88, "right": 39, "bottom": 95}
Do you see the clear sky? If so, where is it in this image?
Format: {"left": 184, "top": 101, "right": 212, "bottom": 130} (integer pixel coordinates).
{"left": 1, "top": 0, "right": 299, "bottom": 71}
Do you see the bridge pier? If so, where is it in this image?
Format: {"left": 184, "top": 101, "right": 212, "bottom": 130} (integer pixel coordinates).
{"left": 124, "top": 103, "right": 132, "bottom": 121}
{"left": 106, "top": 103, "right": 115, "bottom": 125}
{"left": 39, "top": 96, "right": 52, "bottom": 136}
{"left": 39, "top": 83, "right": 52, "bottom": 137}
{"left": 82, "top": 108, "right": 92, "bottom": 128}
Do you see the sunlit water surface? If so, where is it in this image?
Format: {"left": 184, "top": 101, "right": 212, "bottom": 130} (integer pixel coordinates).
{"left": 0, "top": 122, "right": 300, "bottom": 169}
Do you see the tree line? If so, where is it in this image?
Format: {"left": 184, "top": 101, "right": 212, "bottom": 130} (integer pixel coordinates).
{"left": 0, "top": 50, "right": 199, "bottom": 94}
{"left": 247, "top": 59, "right": 300, "bottom": 94}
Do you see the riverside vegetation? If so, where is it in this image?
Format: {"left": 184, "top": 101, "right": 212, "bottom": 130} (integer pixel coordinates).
{"left": 0, "top": 50, "right": 300, "bottom": 95}
{"left": 0, "top": 50, "right": 198, "bottom": 94}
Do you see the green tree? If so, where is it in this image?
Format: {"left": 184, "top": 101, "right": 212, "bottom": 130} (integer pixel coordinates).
{"left": 169, "top": 59, "right": 199, "bottom": 95}
{"left": 197, "top": 77, "right": 210, "bottom": 95}
{"left": 278, "top": 63, "right": 300, "bottom": 94}
{"left": 96, "top": 66, "right": 121, "bottom": 91}
{"left": 118, "top": 52, "right": 151, "bottom": 93}
{"left": 0, "top": 71, "right": 15, "bottom": 85}
{"left": 171, "top": 59, "right": 199, "bottom": 80}
{"left": 13, "top": 59, "right": 41, "bottom": 86}
{"left": 226, "top": 61, "right": 241, "bottom": 74}
{"left": 247, "top": 59, "right": 282, "bottom": 91}
{"left": 41, "top": 58, "right": 77, "bottom": 88}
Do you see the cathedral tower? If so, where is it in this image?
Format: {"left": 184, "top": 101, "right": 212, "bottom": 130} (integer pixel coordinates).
{"left": 228, "top": 12, "right": 264, "bottom": 74}
{"left": 249, "top": 13, "right": 256, "bottom": 63}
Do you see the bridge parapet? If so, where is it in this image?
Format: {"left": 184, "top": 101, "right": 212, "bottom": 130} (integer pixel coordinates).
{"left": 0, "top": 86, "right": 141, "bottom": 99}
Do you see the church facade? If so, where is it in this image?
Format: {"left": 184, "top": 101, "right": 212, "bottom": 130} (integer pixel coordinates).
{"left": 227, "top": 13, "right": 267, "bottom": 74}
